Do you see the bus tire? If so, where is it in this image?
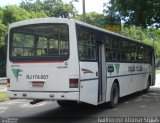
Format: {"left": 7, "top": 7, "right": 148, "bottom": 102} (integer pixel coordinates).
{"left": 108, "top": 82, "right": 119, "bottom": 108}
{"left": 57, "top": 100, "right": 77, "bottom": 107}
{"left": 143, "top": 79, "right": 150, "bottom": 93}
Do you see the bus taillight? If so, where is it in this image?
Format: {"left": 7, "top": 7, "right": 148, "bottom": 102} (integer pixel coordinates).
{"left": 69, "top": 79, "right": 78, "bottom": 88}
{"left": 7, "top": 79, "right": 10, "bottom": 87}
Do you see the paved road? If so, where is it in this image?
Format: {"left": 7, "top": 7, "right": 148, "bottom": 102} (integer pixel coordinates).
{"left": 0, "top": 75, "right": 160, "bottom": 123}
{"left": 153, "top": 74, "right": 160, "bottom": 88}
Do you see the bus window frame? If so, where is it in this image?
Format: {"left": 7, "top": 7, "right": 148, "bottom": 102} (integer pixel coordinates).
{"left": 9, "top": 23, "right": 70, "bottom": 62}
{"left": 105, "top": 34, "right": 153, "bottom": 64}
{"left": 76, "top": 25, "right": 97, "bottom": 62}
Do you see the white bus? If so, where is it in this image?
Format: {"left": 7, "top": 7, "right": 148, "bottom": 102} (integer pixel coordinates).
{"left": 7, "top": 18, "right": 155, "bottom": 108}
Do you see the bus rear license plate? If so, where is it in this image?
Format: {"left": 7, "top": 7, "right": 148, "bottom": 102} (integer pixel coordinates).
{"left": 32, "top": 82, "right": 44, "bottom": 87}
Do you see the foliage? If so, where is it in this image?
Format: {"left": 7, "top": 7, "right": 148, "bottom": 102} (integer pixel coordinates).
{"left": 51, "top": 0, "right": 78, "bottom": 18}
{"left": 3, "top": 5, "right": 29, "bottom": 25}
{"left": 75, "top": 12, "right": 105, "bottom": 27}
{"left": 0, "top": 24, "right": 7, "bottom": 47}
{"left": 0, "top": 24, "right": 7, "bottom": 76}
{"left": 2, "top": 5, "right": 47, "bottom": 25}
{"left": 20, "top": 0, "right": 43, "bottom": 13}
{"left": 20, "top": 0, "right": 78, "bottom": 18}
{"left": 0, "top": 8, "right": 3, "bottom": 23}
{"left": 104, "top": 0, "right": 160, "bottom": 28}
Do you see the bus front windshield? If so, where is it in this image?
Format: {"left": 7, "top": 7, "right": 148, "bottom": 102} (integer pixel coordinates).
{"left": 10, "top": 24, "right": 69, "bottom": 61}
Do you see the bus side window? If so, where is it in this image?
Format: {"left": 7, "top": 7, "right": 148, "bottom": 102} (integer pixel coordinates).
{"left": 130, "top": 43, "right": 138, "bottom": 62}
{"left": 145, "top": 47, "right": 151, "bottom": 63}
{"left": 124, "top": 52, "right": 130, "bottom": 62}
{"left": 113, "top": 51, "right": 120, "bottom": 61}
{"left": 105, "top": 37, "right": 113, "bottom": 61}
{"left": 106, "top": 49, "right": 113, "bottom": 61}
{"left": 137, "top": 45, "right": 144, "bottom": 62}
{"left": 78, "top": 44, "right": 86, "bottom": 60}
{"left": 77, "top": 27, "right": 96, "bottom": 61}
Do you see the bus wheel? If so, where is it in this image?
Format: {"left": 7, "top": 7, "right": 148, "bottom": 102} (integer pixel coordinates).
{"left": 57, "top": 100, "right": 77, "bottom": 107}
{"left": 143, "top": 80, "right": 150, "bottom": 93}
{"left": 108, "top": 82, "right": 119, "bottom": 108}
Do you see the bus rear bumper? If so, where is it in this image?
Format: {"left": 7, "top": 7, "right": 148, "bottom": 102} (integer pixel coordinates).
{"left": 8, "top": 91, "right": 79, "bottom": 101}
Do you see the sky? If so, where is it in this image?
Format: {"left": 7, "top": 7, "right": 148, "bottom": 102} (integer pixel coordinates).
{"left": 0, "top": 0, "right": 110, "bottom": 14}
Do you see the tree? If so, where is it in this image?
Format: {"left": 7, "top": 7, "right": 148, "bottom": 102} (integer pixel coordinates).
{"left": 20, "top": 0, "right": 43, "bottom": 12}
{"left": 0, "top": 24, "right": 7, "bottom": 77}
{"left": 104, "top": 0, "right": 160, "bottom": 28}
{"left": 20, "top": 0, "right": 78, "bottom": 18}
{"left": 76, "top": 12, "right": 105, "bottom": 27}
{"left": 3, "top": 5, "right": 30, "bottom": 25}
{"left": 0, "top": 8, "right": 3, "bottom": 23}
{"left": 2, "top": 5, "right": 47, "bottom": 25}
{"left": 50, "top": 0, "right": 78, "bottom": 18}
{"left": 0, "top": 24, "right": 7, "bottom": 47}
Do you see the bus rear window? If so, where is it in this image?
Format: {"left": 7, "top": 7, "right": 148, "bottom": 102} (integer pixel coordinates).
{"left": 10, "top": 24, "right": 69, "bottom": 61}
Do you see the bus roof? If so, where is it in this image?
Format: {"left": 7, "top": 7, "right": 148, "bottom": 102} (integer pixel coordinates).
{"left": 9, "top": 18, "right": 153, "bottom": 49}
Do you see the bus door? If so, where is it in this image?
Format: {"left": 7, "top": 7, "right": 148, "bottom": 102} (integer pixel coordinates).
{"left": 79, "top": 32, "right": 106, "bottom": 105}
{"left": 97, "top": 41, "right": 107, "bottom": 104}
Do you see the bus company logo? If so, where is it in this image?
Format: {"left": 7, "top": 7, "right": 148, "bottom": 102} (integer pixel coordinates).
{"left": 114, "top": 64, "right": 120, "bottom": 74}
{"left": 128, "top": 65, "right": 143, "bottom": 73}
{"left": 12, "top": 69, "right": 22, "bottom": 80}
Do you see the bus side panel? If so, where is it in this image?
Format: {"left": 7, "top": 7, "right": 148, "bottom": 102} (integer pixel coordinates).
{"left": 80, "top": 80, "right": 98, "bottom": 105}
{"left": 68, "top": 20, "right": 80, "bottom": 89}
{"left": 106, "top": 63, "right": 150, "bottom": 102}
{"left": 79, "top": 62, "right": 99, "bottom": 105}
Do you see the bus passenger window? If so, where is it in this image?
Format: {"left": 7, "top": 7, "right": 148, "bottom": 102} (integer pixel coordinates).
{"left": 106, "top": 50, "right": 113, "bottom": 61}
{"left": 124, "top": 52, "right": 130, "bottom": 62}
{"left": 137, "top": 45, "right": 144, "bottom": 62}
{"left": 77, "top": 27, "right": 96, "bottom": 61}
{"left": 113, "top": 51, "right": 120, "bottom": 61}
{"left": 105, "top": 38, "right": 112, "bottom": 48}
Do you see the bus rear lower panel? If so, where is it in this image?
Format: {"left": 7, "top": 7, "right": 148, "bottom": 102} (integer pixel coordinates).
{"left": 8, "top": 91, "right": 79, "bottom": 101}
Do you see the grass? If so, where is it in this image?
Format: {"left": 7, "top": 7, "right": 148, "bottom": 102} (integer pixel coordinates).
{"left": 0, "top": 92, "right": 8, "bottom": 100}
